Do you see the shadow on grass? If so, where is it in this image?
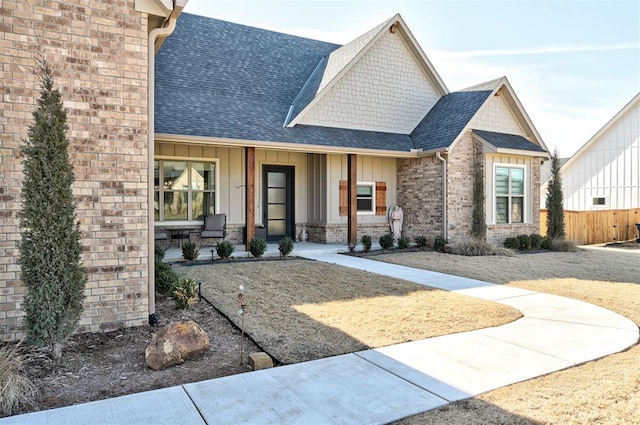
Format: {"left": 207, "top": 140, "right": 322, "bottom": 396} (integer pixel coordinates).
{"left": 174, "top": 259, "right": 521, "bottom": 365}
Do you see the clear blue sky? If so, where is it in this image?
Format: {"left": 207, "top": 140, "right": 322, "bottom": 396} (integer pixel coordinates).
{"left": 183, "top": 0, "right": 640, "bottom": 157}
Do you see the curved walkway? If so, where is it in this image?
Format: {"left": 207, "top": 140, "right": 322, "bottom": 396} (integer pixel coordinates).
{"left": 2, "top": 254, "right": 638, "bottom": 425}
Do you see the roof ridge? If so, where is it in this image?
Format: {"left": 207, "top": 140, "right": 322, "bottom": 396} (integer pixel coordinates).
{"left": 457, "top": 76, "right": 505, "bottom": 92}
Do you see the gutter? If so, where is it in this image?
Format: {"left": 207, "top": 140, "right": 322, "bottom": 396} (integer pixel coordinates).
{"left": 147, "top": 13, "right": 179, "bottom": 326}
{"left": 436, "top": 151, "right": 448, "bottom": 241}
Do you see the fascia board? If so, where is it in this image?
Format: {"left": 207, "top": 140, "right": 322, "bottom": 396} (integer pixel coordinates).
{"left": 154, "top": 133, "right": 419, "bottom": 158}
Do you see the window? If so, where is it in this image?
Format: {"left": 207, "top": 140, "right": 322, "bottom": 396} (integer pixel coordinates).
{"left": 154, "top": 160, "right": 216, "bottom": 221}
{"left": 495, "top": 166, "right": 524, "bottom": 224}
{"left": 593, "top": 197, "right": 606, "bottom": 206}
{"left": 356, "top": 183, "right": 375, "bottom": 213}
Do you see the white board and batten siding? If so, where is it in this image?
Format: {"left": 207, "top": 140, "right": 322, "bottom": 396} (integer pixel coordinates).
{"left": 326, "top": 154, "right": 397, "bottom": 224}
{"left": 155, "top": 143, "right": 310, "bottom": 226}
{"left": 561, "top": 97, "right": 640, "bottom": 211}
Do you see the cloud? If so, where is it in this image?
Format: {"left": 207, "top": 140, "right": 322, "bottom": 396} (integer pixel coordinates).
{"left": 434, "top": 42, "right": 640, "bottom": 59}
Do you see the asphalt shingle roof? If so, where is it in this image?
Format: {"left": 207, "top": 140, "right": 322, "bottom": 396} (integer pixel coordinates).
{"left": 411, "top": 90, "right": 493, "bottom": 151}
{"left": 473, "top": 129, "right": 547, "bottom": 153}
{"left": 155, "top": 13, "right": 414, "bottom": 152}
{"left": 155, "top": 14, "right": 528, "bottom": 155}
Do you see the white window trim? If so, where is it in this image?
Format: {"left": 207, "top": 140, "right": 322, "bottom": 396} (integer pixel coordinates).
{"left": 154, "top": 156, "right": 220, "bottom": 224}
{"left": 356, "top": 181, "right": 376, "bottom": 215}
{"left": 492, "top": 163, "right": 527, "bottom": 225}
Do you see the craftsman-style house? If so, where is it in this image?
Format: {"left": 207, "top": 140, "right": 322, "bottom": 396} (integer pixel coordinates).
{"left": 0, "top": 2, "right": 547, "bottom": 341}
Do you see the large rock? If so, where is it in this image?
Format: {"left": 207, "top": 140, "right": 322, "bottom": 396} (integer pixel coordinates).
{"left": 145, "top": 320, "right": 210, "bottom": 371}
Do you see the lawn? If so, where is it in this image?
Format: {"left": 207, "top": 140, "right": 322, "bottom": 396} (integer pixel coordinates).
{"left": 177, "top": 247, "right": 640, "bottom": 424}
{"left": 177, "top": 259, "right": 521, "bottom": 364}
{"left": 380, "top": 248, "right": 640, "bottom": 425}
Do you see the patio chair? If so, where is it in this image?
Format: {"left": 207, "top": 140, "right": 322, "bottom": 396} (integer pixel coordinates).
{"left": 200, "top": 213, "right": 226, "bottom": 248}
{"left": 154, "top": 226, "right": 170, "bottom": 250}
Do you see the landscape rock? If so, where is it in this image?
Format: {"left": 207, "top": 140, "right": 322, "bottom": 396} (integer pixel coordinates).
{"left": 145, "top": 320, "right": 210, "bottom": 370}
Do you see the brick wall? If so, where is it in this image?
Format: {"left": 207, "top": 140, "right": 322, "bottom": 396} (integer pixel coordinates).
{"left": 0, "top": 0, "right": 149, "bottom": 341}
{"left": 305, "top": 223, "right": 390, "bottom": 244}
{"left": 446, "top": 132, "right": 476, "bottom": 244}
{"left": 396, "top": 156, "right": 444, "bottom": 244}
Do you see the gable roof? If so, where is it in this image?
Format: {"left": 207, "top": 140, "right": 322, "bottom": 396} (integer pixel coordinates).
{"left": 155, "top": 13, "right": 415, "bottom": 153}
{"left": 410, "top": 82, "right": 498, "bottom": 152}
{"left": 155, "top": 13, "right": 545, "bottom": 156}
{"left": 286, "top": 14, "right": 448, "bottom": 128}
{"left": 560, "top": 92, "right": 640, "bottom": 173}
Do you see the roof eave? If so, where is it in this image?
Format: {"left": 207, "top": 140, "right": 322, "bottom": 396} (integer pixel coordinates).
{"left": 155, "top": 133, "right": 419, "bottom": 158}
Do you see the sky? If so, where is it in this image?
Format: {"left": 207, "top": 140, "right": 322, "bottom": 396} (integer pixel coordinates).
{"left": 182, "top": 0, "right": 640, "bottom": 157}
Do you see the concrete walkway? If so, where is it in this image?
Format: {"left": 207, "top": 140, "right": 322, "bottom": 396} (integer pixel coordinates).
{"left": 3, "top": 254, "right": 638, "bottom": 424}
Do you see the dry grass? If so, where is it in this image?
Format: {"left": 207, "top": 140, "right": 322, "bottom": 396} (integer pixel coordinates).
{"left": 177, "top": 259, "right": 521, "bottom": 364}
{"left": 374, "top": 247, "right": 640, "bottom": 285}
{"left": 385, "top": 247, "right": 640, "bottom": 425}
{"left": 0, "top": 343, "right": 38, "bottom": 417}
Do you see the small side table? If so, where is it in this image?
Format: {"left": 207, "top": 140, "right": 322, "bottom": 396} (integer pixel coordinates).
{"left": 169, "top": 228, "right": 192, "bottom": 247}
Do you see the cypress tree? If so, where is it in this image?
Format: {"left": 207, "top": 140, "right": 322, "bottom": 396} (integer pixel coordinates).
{"left": 545, "top": 149, "right": 565, "bottom": 240}
{"left": 19, "top": 58, "right": 86, "bottom": 359}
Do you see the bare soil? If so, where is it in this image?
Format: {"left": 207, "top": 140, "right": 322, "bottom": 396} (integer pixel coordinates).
{"left": 20, "top": 293, "right": 258, "bottom": 415}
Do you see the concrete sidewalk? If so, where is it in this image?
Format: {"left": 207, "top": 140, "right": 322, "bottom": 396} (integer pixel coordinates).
{"left": 3, "top": 254, "right": 638, "bottom": 424}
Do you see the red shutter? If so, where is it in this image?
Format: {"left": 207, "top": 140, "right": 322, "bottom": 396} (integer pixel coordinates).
{"left": 339, "top": 180, "right": 347, "bottom": 216}
{"left": 375, "top": 181, "right": 386, "bottom": 216}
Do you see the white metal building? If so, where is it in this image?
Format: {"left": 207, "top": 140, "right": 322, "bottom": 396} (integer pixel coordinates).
{"left": 541, "top": 93, "right": 640, "bottom": 211}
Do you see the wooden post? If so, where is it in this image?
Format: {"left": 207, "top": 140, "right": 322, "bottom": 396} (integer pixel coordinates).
{"left": 245, "top": 147, "right": 255, "bottom": 252}
{"left": 347, "top": 154, "right": 357, "bottom": 245}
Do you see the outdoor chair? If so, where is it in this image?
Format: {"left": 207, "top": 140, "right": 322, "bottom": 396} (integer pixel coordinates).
{"left": 154, "top": 226, "right": 170, "bottom": 250}
{"left": 200, "top": 213, "right": 226, "bottom": 248}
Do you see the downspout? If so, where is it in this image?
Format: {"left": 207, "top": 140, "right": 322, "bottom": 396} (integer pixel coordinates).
{"left": 147, "top": 18, "right": 177, "bottom": 325}
{"left": 436, "top": 151, "right": 448, "bottom": 241}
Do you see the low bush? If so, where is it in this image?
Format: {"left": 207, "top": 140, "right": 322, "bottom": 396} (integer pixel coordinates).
{"left": 278, "top": 236, "right": 294, "bottom": 257}
{"left": 529, "top": 233, "right": 544, "bottom": 250}
{"left": 0, "top": 342, "right": 37, "bottom": 416}
{"left": 216, "top": 241, "right": 235, "bottom": 260}
{"left": 249, "top": 237, "right": 267, "bottom": 258}
{"left": 434, "top": 236, "right": 448, "bottom": 252}
{"left": 541, "top": 235, "right": 554, "bottom": 250}
{"left": 503, "top": 237, "right": 520, "bottom": 250}
{"left": 379, "top": 233, "right": 394, "bottom": 250}
{"left": 414, "top": 235, "right": 428, "bottom": 250}
{"left": 155, "top": 260, "right": 179, "bottom": 295}
{"left": 448, "top": 240, "right": 514, "bottom": 257}
{"left": 154, "top": 243, "right": 165, "bottom": 260}
{"left": 516, "top": 234, "right": 532, "bottom": 251}
{"left": 172, "top": 278, "right": 199, "bottom": 309}
{"left": 397, "top": 237, "right": 410, "bottom": 249}
{"left": 182, "top": 241, "right": 200, "bottom": 261}
{"left": 361, "top": 235, "right": 372, "bottom": 253}
{"left": 552, "top": 239, "right": 579, "bottom": 252}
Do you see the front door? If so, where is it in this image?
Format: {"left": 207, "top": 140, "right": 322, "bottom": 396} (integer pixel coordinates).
{"left": 263, "top": 166, "right": 295, "bottom": 242}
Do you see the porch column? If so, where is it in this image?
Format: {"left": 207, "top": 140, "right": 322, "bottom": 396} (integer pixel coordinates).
{"left": 245, "top": 147, "right": 255, "bottom": 251}
{"left": 347, "top": 153, "right": 357, "bottom": 245}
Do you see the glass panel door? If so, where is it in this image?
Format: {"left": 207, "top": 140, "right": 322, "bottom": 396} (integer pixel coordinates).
{"left": 263, "top": 166, "right": 294, "bottom": 241}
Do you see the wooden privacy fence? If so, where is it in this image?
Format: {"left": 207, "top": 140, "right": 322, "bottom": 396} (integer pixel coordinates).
{"left": 540, "top": 208, "right": 640, "bottom": 245}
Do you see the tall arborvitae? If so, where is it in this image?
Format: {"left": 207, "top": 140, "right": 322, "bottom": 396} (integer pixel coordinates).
{"left": 19, "top": 58, "right": 86, "bottom": 359}
{"left": 545, "top": 149, "right": 565, "bottom": 240}
{"left": 471, "top": 160, "right": 486, "bottom": 240}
